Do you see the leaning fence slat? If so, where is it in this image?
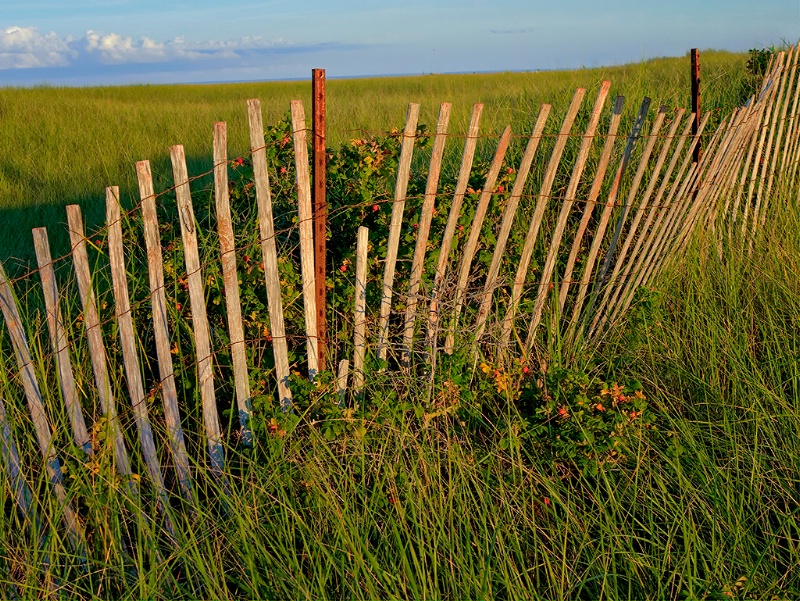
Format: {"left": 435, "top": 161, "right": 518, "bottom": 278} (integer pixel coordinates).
{"left": 588, "top": 105, "right": 669, "bottom": 331}
{"left": 600, "top": 110, "right": 693, "bottom": 318}
{"left": 766, "top": 46, "right": 796, "bottom": 197}
{"left": 427, "top": 103, "right": 483, "bottom": 350}
{"left": 742, "top": 54, "right": 783, "bottom": 236}
{"left": 559, "top": 96, "right": 626, "bottom": 310}
{"left": 760, "top": 47, "right": 795, "bottom": 222}
{"left": 0, "top": 259, "right": 83, "bottom": 547}
{"left": 565, "top": 98, "right": 653, "bottom": 341}
{"left": 502, "top": 88, "right": 586, "bottom": 349}
{"left": 0, "top": 396, "right": 34, "bottom": 519}
{"left": 336, "top": 360, "right": 349, "bottom": 406}
{"left": 248, "top": 98, "right": 292, "bottom": 410}
{"left": 445, "top": 125, "right": 513, "bottom": 354}
{"left": 353, "top": 226, "right": 369, "bottom": 397}
{"left": 106, "top": 187, "right": 173, "bottom": 533}
{"left": 401, "top": 102, "right": 451, "bottom": 366}
{"left": 32, "top": 227, "right": 92, "bottom": 457}
{"left": 137, "top": 161, "right": 193, "bottom": 498}
{"left": 213, "top": 122, "right": 252, "bottom": 444}
{"left": 522, "top": 83, "right": 611, "bottom": 346}
{"left": 377, "top": 103, "right": 420, "bottom": 365}
{"left": 290, "top": 100, "right": 319, "bottom": 378}
{"left": 169, "top": 145, "right": 225, "bottom": 478}
{"left": 780, "top": 50, "right": 800, "bottom": 175}
{"left": 66, "top": 205, "right": 133, "bottom": 485}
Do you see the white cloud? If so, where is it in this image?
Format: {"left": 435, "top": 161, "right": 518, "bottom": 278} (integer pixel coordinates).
{"left": 0, "top": 26, "right": 75, "bottom": 69}
{"left": 0, "top": 25, "right": 297, "bottom": 70}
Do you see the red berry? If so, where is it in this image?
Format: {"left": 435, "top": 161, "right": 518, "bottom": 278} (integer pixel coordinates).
{"left": 372, "top": 204, "right": 380, "bottom": 212}
{"left": 340, "top": 265, "right": 347, "bottom": 273}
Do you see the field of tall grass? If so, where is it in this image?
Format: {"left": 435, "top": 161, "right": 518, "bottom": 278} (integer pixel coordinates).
{"left": 1, "top": 48, "right": 798, "bottom": 599}
{"left": 0, "top": 50, "right": 751, "bottom": 266}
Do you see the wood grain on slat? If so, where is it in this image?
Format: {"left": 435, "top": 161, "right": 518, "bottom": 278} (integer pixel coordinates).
{"left": 0, "top": 258, "right": 83, "bottom": 547}
{"left": 211, "top": 124, "right": 253, "bottom": 444}
{"left": 427, "top": 103, "right": 483, "bottom": 349}
{"left": 248, "top": 98, "right": 292, "bottom": 410}
{"left": 213, "top": 123, "right": 252, "bottom": 444}
{"left": 565, "top": 98, "right": 653, "bottom": 341}
{"left": 445, "top": 125, "right": 513, "bottom": 355}
{"left": 501, "top": 88, "right": 586, "bottom": 350}
{"left": 106, "top": 186, "right": 172, "bottom": 531}
{"left": 521, "top": 83, "right": 611, "bottom": 346}
{"left": 32, "top": 227, "right": 92, "bottom": 456}
{"left": 66, "top": 204, "right": 133, "bottom": 485}
{"left": 169, "top": 145, "right": 225, "bottom": 477}
{"left": 0, "top": 396, "right": 34, "bottom": 519}
{"left": 290, "top": 100, "right": 319, "bottom": 378}
{"left": 376, "top": 103, "right": 420, "bottom": 365}
{"left": 401, "top": 102, "right": 451, "bottom": 366}
{"left": 137, "top": 160, "right": 193, "bottom": 497}
{"left": 559, "top": 96, "right": 626, "bottom": 310}
{"left": 587, "top": 105, "right": 669, "bottom": 332}
{"left": 353, "top": 226, "right": 369, "bottom": 397}
{"left": 337, "top": 360, "right": 349, "bottom": 406}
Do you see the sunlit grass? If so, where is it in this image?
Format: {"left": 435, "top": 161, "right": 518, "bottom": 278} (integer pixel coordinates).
{"left": 0, "top": 50, "right": 751, "bottom": 266}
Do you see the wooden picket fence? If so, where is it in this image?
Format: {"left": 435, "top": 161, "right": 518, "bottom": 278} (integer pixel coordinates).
{"left": 0, "top": 49, "right": 796, "bottom": 548}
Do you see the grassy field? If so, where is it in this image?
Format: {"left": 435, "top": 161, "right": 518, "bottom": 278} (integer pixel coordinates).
{"left": 2, "top": 49, "right": 799, "bottom": 599}
{"left": 0, "top": 50, "right": 752, "bottom": 266}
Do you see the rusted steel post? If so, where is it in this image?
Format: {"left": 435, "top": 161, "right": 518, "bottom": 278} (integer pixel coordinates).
{"left": 312, "top": 68, "right": 328, "bottom": 371}
{"left": 691, "top": 49, "right": 701, "bottom": 164}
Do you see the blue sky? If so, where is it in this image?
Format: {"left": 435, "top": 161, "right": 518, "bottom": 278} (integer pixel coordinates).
{"left": 0, "top": 0, "right": 796, "bottom": 86}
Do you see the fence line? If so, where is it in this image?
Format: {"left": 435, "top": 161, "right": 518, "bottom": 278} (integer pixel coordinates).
{"left": 0, "top": 49, "right": 796, "bottom": 554}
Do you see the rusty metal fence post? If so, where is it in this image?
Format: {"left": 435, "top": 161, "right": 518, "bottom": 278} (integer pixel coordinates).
{"left": 312, "top": 68, "right": 328, "bottom": 371}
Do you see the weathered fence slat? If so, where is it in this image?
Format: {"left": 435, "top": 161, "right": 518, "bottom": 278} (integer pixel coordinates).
{"left": 401, "top": 102, "right": 451, "bottom": 366}
{"left": 503, "top": 88, "right": 586, "bottom": 350}
{"left": 106, "top": 187, "right": 174, "bottom": 534}
{"left": 137, "top": 160, "right": 193, "bottom": 498}
{"left": 742, "top": 53, "right": 783, "bottom": 237}
{"left": 596, "top": 105, "right": 683, "bottom": 320}
{"left": 290, "top": 100, "right": 320, "bottom": 378}
{"left": 565, "top": 97, "right": 652, "bottom": 341}
{"left": 445, "top": 125, "right": 513, "bottom": 354}
{"left": 632, "top": 112, "right": 710, "bottom": 285}
{"left": 248, "top": 98, "right": 293, "bottom": 410}
{"left": 782, "top": 54, "right": 800, "bottom": 178}
{"left": 760, "top": 47, "right": 795, "bottom": 225}
{"left": 336, "top": 360, "right": 349, "bottom": 406}
{"left": 589, "top": 105, "right": 669, "bottom": 331}
{"left": 213, "top": 122, "right": 252, "bottom": 445}
{"left": 766, "top": 46, "right": 796, "bottom": 198}
{"left": 558, "top": 95, "right": 626, "bottom": 311}
{"left": 66, "top": 205, "right": 134, "bottom": 486}
{"left": 32, "top": 227, "right": 92, "bottom": 457}
{"left": 601, "top": 110, "right": 693, "bottom": 322}
{"left": 0, "top": 395, "right": 34, "bottom": 519}
{"left": 0, "top": 259, "right": 83, "bottom": 547}
{"left": 728, "top": 97, "right": 761, "bottom": 228}
{"left": 377, "top": 103, "right": 420, "bottom": 365}
{"left": 524, "top": 82, "right": 611, "bottom": 346}
{"left": 353, "top": 226, "right": 369, "bottom": 397}
{"left": 427, "top": 103, "right": 483, "bottom": 352}
{"left": 169, "top": 145, "right": 226, "bottom": 479}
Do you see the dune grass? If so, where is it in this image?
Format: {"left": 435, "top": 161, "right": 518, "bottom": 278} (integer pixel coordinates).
{"left": 1, "top": 49, "right": 798, "bottom": 599}
{"left": 0, "top": 50, "right": 752, "bottom": 267}
{"left": 1, "top": 187, "right": 798, "bottom": 599}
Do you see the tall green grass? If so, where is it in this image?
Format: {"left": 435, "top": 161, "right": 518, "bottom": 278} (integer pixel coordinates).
{"left": 1, "top": 183, "right": 797, "bottom": 599}
{"left": 0, "top": 50, "right": 751, "bottom": 267}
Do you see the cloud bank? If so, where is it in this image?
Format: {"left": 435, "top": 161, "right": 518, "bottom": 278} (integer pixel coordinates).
{"left": 0, "top": 26, "right": 299, "bottom": 70}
